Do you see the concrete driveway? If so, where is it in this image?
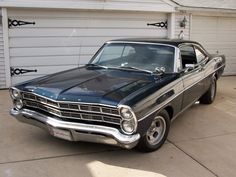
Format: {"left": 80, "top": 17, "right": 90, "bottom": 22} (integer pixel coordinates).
{"left": 0, "top": 76, "right": 236, "bottom": 177}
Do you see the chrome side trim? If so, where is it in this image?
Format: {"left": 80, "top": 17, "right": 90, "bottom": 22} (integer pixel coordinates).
{"left": 10, "top": 108, "right": 140, "bottom": 149}
{"left": 138, "top": 64, "right": 225, "bottom": 122}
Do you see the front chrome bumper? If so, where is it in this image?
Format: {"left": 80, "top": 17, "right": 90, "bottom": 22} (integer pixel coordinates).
{"left": 10, "top": 108, "right": 140, "bottom": 149}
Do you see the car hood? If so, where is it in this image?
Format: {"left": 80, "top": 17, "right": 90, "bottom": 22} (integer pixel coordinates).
{"left": 18, "top": 67, "right": 157, "bottom": 106}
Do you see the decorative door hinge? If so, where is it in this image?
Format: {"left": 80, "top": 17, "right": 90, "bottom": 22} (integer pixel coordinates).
{"left": 147, "top": 21, "right": 167, "bottom": 29}
{"left": 11, "top": 67, "right": 37, "bottom": 76}
{"left": 8, "top": 19, "right": 35, "bottom": 28}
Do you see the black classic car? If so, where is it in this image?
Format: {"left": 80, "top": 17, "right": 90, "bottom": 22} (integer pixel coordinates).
{"left": 9, "top": 39, "right": 225, "bottom": 152}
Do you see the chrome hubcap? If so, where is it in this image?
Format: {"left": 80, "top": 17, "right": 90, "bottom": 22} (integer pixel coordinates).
{"left": 146, "top": 116, "right": 166, "bottom": 145}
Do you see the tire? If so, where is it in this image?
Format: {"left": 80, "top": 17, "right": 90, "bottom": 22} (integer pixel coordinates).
{"left": 136, "top": 110, "right": 170, "bottom": 152}
{"left": 200, "top": 76, "right": 217, "bottom": 104}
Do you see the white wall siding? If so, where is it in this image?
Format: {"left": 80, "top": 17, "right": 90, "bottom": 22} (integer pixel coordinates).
{"left": 174, "top": 13, "right": 190, "bottom": 40}
{"left": 0, "top": 16, "right": 6, "bottom": 88}
{"left": 8, "top": 9, "right": 168, "bottom": 85}
{"left": 192, "top": 15, "right": 236, "bottom": 75}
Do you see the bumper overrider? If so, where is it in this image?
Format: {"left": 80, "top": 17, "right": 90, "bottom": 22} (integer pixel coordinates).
{"left": 10, "top": 108, "right": 140, "bottom": 149}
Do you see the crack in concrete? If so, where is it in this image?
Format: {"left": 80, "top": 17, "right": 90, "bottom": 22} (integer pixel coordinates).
{"left": 168, "top": 131, "right": 236, "bottom": 143}
{"left": 0, "top": 148, "right": 121, "bottom": 165}
{"left": 168, "top": 140, "right": 219, "bottom": 177}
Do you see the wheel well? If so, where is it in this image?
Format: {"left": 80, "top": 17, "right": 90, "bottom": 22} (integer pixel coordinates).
{"left": 164, "top": 106, "right": 174, "bottom": 120}
{"left": 214, "top": 72, "right": 219, "bottom": 80}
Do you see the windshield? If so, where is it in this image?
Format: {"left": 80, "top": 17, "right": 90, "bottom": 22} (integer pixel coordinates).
{"left": 89, "top": 43, "right": 175, "bottom": 73}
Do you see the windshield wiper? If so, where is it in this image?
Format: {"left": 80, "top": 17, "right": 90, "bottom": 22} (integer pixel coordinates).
{"left": 153, "top": 67, "right": 166, "bottom": 75}
{"left": 85, "top": 63, "right": 108, "bottom": 69}
{"left": 119, "top": 66, "right": 153, "bottom": 74}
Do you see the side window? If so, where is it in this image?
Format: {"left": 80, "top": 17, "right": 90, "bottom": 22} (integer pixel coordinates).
{"left": 180, "top": 45, "right": 197, "bottom": 68}
{"left": 195, "top": 47, "right": 207, "bottom": 63}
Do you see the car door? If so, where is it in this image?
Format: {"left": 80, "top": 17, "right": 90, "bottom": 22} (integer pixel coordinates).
{"left": 180, "top": 44, "right": 205, "bottom": 109}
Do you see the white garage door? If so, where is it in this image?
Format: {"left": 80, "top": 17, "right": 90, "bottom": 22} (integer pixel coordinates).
{"left": 8, "top": 9, "right": 168, "bottom": 85}
{"left": 192, "top": 15, "right": 236, "bottom": 75}
{"left": 0, "top": 16, "right": 5, "bottom": 88}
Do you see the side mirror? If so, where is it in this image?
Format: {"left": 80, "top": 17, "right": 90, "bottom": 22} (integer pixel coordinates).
{"left": 184, "top": 64, "right": 195, "bottom": 72}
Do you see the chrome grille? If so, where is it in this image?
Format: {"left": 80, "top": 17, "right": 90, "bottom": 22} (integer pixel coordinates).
{"left": 24, "top": 100, "right": 61, "bottom": 116}
{"left": 22, "top": 92, "right": 119, "bottom": 115}
{"left": 22, "top": 92, "right": 121, "bottom": 125}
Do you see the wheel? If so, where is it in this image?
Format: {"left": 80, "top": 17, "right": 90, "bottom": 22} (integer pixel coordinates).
{"left": 137, "top": 110, "right": 170, "bottom": 152}
{"left": 200, "top": 76, "right": 217, "bottom": 104}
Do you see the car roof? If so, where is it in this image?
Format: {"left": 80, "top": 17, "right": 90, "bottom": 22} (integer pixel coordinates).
{"left": 108, "top": 38, "right": 201, "bottom": 47}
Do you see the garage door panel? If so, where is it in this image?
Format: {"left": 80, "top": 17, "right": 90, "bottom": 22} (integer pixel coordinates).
{"left": 12, "top": 75, "right": 45, "bottom": 85}
{"left": 8, "top": 9, "right": 166, "bottom": 20}
{"left": 11, "top": 56, "right": 80, "bottom": 67}
{"left": 8, "top": 18, "right": 164, "bottom": 29}
{"left": 0, "top": 48, "right": 3, "bottom": 55}
{"left": 191, "top": 34, "right": 217, "bottom": 42}
{"left": 11, "top": 55, "right": 92, "bottom": 68}
{"left": 218, "top": 20, "right": 236, "bottom": 30}
{"left": 192, "top": 15, "right": 236, "bottom": 75}
{"left": 204, "top": 46, "right": 236, "bottom": 51}
{"left": 192, "top": 18, "right": 217, "bottom": 30}
{"left": 10, "top": 36, "right": 116, "bottom": 48}
{"left": 9, "top": 28, "right": 166, "bottom": 38}
{"left": 194, "top": 34, "right": 236, "bottom": 43}
{"left": 193, "top": 30, "right": 236, "bottom": 34}
{"left": 224, "top": 64, "right": 236, "bottom": 73}
{"left": 192, "top": 34, "right": 236, "bottom": 42}
{"left": 10, "top": 46, "right": 99, "bottom": 57}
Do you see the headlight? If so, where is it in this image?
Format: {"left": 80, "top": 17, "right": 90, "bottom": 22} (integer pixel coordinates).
{"left": 119, "top": 105, "right": 137, "bottom": 134}
{"left": 14, "top": 99, "right": 23, "bottom": 110}
{"left": 10, "top": 88, "right": 21, "bottom": 99}
{"left": 121, "top": 120, "right": 136, "bottom": 134}
{"left": 120, "top": 107, "right": 133, "bottom": 119}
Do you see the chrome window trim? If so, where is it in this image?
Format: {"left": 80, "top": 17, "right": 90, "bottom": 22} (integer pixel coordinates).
{"left": 138, "top": 64, "right": 225, "bottom": 122}
{"left": 107, "top": 41, "right": 177, "bottom": 48}
{"left": 178, "top": 42, "right": 210, "bottom": 71}
{"left": 174, "top": 48, "right": 181, "bottom": 72}
{"left": 178, "top": 42, "right": 209, "bottom": 55}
